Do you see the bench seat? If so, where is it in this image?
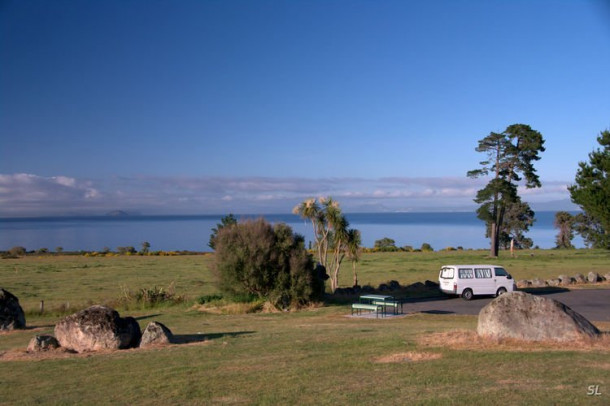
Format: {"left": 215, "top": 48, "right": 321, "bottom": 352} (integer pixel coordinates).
{"left": 351, "top": 303, "right": 384, "bottom": 318}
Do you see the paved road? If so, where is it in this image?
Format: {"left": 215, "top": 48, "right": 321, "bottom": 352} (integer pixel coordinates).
{"left": 403, "top": 289, "right": 610, "bottom": 322}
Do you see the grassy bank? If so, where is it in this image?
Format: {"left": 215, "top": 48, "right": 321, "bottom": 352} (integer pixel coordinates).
{"left": 1, "top": 249, "right": 609, "bottom": 405}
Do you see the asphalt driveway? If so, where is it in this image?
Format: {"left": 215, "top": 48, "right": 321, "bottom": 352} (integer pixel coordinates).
{"left": 403, "top": 289, "right": 610, "bottom": 322}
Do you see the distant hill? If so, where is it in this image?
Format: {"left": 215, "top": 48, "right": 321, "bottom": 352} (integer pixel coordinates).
{"left": 105, "top": 210, "right": 130, "bottom": 217}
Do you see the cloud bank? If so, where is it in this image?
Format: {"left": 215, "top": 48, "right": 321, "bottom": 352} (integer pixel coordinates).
{"left": 0, "top": 173, "right": 576, "bottom": 217}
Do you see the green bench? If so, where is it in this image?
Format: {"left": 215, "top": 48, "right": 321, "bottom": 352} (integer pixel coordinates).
{"left": 372, "top": 300, "right": 403, "bottom": 315}
{"left": 351, "top": 303, "right": 385, "bottom": 318}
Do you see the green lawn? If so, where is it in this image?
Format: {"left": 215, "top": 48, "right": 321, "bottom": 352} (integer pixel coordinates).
{"left": 1, "top": 250, "right": 609, "bottom": 405}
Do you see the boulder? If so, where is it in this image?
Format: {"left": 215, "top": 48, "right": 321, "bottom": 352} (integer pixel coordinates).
{"left": 558, "top": 275, "right": 573, "bottom": 285}
{"left": 424, "top": 280, "right": 439, "bottom": 289}
{"left": 27, "top": 335, "right": 60, "bottom": 352}
{"left": 547, "top": 279, "right": 561, "bottom": 287}
{"left": 573, "top": 273, "right": 586, "bottom": 284}
{"left": 477, "top": 291, "right": 600, "bottom": 342}
{"left": 0, "top": 288, "right": 26, "bottom": 331}
{"left": 587, "top": 272, "right": 600, "bottom": 283}
{"left": 516, "top": 280, "right": 530, "bottom": 289}
{"left": 604, "top": 273, "right": 610, "bottom": 281}
{"left": 54, "top": 305, "right": 141, "bottom": 353}
{"left": 140, "top": 322, "right": 174, "bottom": 347}
{"left": 530, "top": 278, "right": 547, "bottom": 288}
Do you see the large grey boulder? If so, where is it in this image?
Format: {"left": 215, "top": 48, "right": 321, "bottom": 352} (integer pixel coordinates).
{"left": 140, "top": 321, "right": 174, "bottom": 347}
{"left": 27, "top": 335, "right": 60, "bottom": 352}
{"left": 573, "top": 273, "right": 586, "bottom": 284}
{"left": 54, "top": 305, "right": 141, "bottom": 353}
{"left": 477, "top": 291, "right": 600, "bottom": 342}
{"left": 587, "top": 272, "right": 600, "bottom": 283}
{"left": 0, "top": 288, "right": 26, "bottom": 331}
{"left": 558, "top": 275, "right": 573, "bottom": 285}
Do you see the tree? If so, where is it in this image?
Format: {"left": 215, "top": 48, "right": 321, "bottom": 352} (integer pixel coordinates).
{"left": 208, "top": 214, "right": 238, "bottom": 250}
{"left": 346, "top": 229, "right": 361, "bottom": 287}
{"left": 293, "top": 197, "right": 360, "bottom": 292}
{"left": 554, "top": 211, "right": 575, "bottom": 249}
{"left": 374, "top": 237, "right": 398, "bottom": 252}
{"left": 212, "top": 218, "right": 324, "bottom": 308}
{"left": 568, "top": 130, "right": 610, "bottom": 249}
{"left": 467, "top": 124, "right": 545, "bottom": 256}
{"left": 498, "top": 200, "right": 535, "bottom": 249}
{"left": 140, "top": 241, "right": 151, "bottom": 255}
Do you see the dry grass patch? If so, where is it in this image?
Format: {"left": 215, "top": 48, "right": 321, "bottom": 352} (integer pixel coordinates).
{"left": 374, "top": 351, "right": 442, "bottom": 363}
{"left": 418, "top": 329, "right": 610, "bottom": 352}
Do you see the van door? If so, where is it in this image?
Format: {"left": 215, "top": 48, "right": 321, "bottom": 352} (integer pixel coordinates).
{"left": 493, "top": 267, "right": 513, "bottom": 293}
{"left": 473, "top": 267, "right": 494, "bottom": 295}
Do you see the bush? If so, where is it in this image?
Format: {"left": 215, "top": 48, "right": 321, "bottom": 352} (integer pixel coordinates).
{"left": 9, "top": 246, "right": 27, "bottom": 257}
{"left": 213, "top": 218, "right": 324, "bottom": 309}
{"left": 421, "top": 243, "right": 434, "bottom": 252}
{"left": 374, "top": 237, "right": 398, "bottom": 252}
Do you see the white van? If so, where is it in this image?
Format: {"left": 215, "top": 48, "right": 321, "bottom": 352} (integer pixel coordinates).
{"left": 438, "top": 264, "right": 516, "bottom": 300}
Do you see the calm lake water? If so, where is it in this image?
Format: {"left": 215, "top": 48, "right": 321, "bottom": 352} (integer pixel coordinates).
{"left": 0, "top": 211, "right": 582, "bottom": 252}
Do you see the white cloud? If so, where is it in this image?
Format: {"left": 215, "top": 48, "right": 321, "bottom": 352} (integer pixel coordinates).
{"left": 0, "top": 173, "right": 575, "bottom": 217}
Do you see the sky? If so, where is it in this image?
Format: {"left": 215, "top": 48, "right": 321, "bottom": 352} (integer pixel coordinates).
{"left": 1, "top": 0, "right": 609, "bottom": 216}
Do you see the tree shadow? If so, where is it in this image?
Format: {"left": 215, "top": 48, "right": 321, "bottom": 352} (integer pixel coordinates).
{"left": 419, "top": 310, "right": 455, "bottom": 315}
{"left": 173, "top": 331, "right": 255, "bottom": 344}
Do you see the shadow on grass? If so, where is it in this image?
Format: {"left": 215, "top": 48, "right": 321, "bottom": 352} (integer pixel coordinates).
{"left": 173, "top": 331, "right": 255, "bottom": 344}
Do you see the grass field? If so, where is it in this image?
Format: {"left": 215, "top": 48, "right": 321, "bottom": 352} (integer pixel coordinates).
{"left": 1, "top": 249, "right": 609, "bottom": 405}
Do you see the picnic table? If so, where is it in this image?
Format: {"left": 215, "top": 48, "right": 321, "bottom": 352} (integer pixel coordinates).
{"left": 351, "top": 294, "right": 404, "bottom": 317}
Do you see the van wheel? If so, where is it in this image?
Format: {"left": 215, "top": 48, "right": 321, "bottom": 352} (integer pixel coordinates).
{"left": 496, "top": 287, "right": 507, "bottom": 297}
{"left": 461, "top": 289, "right": 473, "bottom": 301}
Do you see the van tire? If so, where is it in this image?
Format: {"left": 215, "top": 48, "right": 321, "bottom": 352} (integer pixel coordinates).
{"left": 496, "top": 287, "right": 507, "bottom": 297}
{"left": 461, "top": 289, "right": 473, "bottom": 301}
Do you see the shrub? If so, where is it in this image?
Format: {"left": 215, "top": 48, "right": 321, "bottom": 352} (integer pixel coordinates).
{"left": 374, "top": 237, "right": 398, "bottom": 252}
{"left": 421, "top": 243, "right": 434, "bottom": 252}
{"left": 213, "top": 218, "right": 324, "bottom": 309}
{"left": 9, "top": 246, "right": 27, "bottom": 257}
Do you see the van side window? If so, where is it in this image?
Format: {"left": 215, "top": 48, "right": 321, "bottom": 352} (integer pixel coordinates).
{"left": 474, "top": 268, "right": 492, "bottom": 278}
{"left": 494, "top": 268, "right": 508, "bottom": 277}
{"left": 458, "top": 268, "right": 474, "bottom": 279}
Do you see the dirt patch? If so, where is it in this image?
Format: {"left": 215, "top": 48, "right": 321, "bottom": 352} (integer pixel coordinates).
{"left": 418, "top": 329, "right": 610, "bottom": 352}
{"left": 374, "top": 351, "right": 442, "bottom": 363}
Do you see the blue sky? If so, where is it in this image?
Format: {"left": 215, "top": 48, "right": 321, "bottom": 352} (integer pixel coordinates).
{"left": 1, "top": 0, "right": 609, "bottom": 216}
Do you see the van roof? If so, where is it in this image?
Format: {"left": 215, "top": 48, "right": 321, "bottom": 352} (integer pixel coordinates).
{"left": 441, "top": 264, "right": 503, "bottom": 268}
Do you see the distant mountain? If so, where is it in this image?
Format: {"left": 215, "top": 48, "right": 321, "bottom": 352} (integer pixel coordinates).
{"left": 105, "top": 210, "right": 130, "bottom": 217}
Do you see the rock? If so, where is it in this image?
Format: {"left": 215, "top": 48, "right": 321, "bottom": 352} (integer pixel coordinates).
{"left": 378, "top": 283, "right": 390, "bottom": 292}
{"left": 516, "top": 280, "right": 530, "bottom": 289}
{"left": 0, "top": 288, "right": 26, "bottom": 331}
{"left": 406, "top": 282, "right": 426, "bottom": 291}
{"left": 388, "top": 280, "right": 401, "bottom": 290}
{"left": 587, "top": 272, "right": 600, "bottom": 283}
{"left": 604, "top": 273, "right": 610, "bottom": 281}
{"left": 477, "top": 291, "right": 600, "bottom": 342}
{"left": 530, "top": 278, "right": 547, "bottom": 288}
{"left": 140, "top": 322, "right": 174, "bottom": 347}
{"left": 27, "top": 335, "right": 60, "bottom": 352}
{"left": 558, "top": 275, "right": 573, "bottom": 285}
{"left": 573, "top": 274, "right": 586, "bottom": 284}
{"left": 547, "top": 279, "right": 561, "bottom": 287}
{"left": 54, "top": 305, "right": 141, "bottom": 353}
{"left": 424, "top": 280, "right": 439, "bottom": 289}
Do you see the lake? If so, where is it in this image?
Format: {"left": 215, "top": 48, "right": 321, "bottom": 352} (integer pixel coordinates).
{"left": 0, "top": 211, "right": 582, "bottom": 252}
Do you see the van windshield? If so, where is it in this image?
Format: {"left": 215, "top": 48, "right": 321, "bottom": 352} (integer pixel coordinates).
{"left": 440, "top": 267, "right": 454, "bottom": 279}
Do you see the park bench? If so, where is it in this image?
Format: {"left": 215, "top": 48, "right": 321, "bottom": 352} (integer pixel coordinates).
{"left": 372, "top": 299, "right": 403, "bottom": 315}
{"left": 351, "top": 303, "right": 385, "bottom": 318}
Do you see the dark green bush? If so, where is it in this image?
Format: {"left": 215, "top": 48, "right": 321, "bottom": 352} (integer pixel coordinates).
{"left": 213, "top": 218, "right": 324, "bottom": 309}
